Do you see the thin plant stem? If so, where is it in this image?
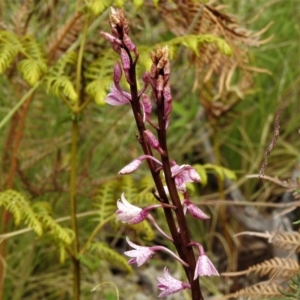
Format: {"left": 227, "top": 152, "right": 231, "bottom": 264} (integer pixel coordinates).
{"left": 0, "top": 83, "right": 40, "bottom": 131}
{"left": 69, "top": 118, "right": 80, "bottom": 300}
{"left": 80, "top": 215, "right": 115, "bottom": 255}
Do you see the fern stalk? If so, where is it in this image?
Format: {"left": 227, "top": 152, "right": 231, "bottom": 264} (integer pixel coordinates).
{"left": 68, "top": 14, "right": 89, "bottom": 300}
{"left": 69, "top": 118, "right": 80, "bottom": 300}
{"left": 0, "top": 91, "right": 36, "bottom": 300}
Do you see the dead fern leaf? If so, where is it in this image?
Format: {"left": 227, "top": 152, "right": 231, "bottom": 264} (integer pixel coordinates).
{"left": 248, "top": 257, "right": 299, "bottom": 279}
{"left": 233, "top": 282, "right": 282, "bottom": 298}
{"left": 270, "top": 231, "right": 300, "bottom": 253}
{"left": 47, "top": 10, "right": 84, "bottom": 62}
{"left": 159, "top": 0, "right": 271, "bottom": 116}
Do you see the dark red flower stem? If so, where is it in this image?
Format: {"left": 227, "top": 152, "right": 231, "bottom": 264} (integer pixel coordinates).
{"left": 126, "top": 49, "right": 203, "bottom": 300}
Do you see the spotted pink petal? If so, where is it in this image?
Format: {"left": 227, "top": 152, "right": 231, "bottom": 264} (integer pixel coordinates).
{"left": 157, "top": 267, "right": 191, "bottom": 297}
{"left": 183, "top": 199, "right": 210, "bottom": 220}
{"left": 113, "top": 62, "right": 122, "bottom": 83}
{"left": 144, "top": 130, "right": 160, "bottom": 149}
{"left": 118, "top": 159, "right": 143, "bottom": 175}
{"left": 124, "top": 237, "right": 155, "bottom": 266}
{"left": 116, "top": 193, "right": 142, "bottom": 223}
{"left": 194, "top": 254, "right": 219, "bottom": 279}
{"left": 123, "top": 33, "right": 136, "bottom": 52}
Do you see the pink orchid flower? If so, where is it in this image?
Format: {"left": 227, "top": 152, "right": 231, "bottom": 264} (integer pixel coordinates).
{"left": 157, "top": 267, "right": 191, "bottom": 297}
{"left": 171, "top": 162, "right": 201, "bottom": 192}
{"left": 105, "top": 83, "right": 131, "bottom": 106}
{"left": 124, "top": 237, "right": 156, "bottom": 266}
{"left": 189, "top": 242, "right": 219, "bottom": 279}
{"left": 116, "top": 193, "right": 149, "bottom": 224}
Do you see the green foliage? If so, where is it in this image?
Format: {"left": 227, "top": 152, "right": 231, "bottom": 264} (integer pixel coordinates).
{"left": 0, "top": 190, "right": 73, "bottom": 262}
{"left": 94, "top": 179, "right": 119, "bottom": 224}
{"left": 85, "top": 49, "right": 117, "bottom": 105}
{"left": 0, "top": 189, "right": 42, "bottom": 235}
{"left": 129, "top": 220, "right": 155, "bottom": 241}
{"left": 46, "top": 51, "right": 78, "bottom": 102}
{"left": 18, "top": 35, "right": 48, "bottom": 85}
{"left": 0, "top": 31, "right": 21, "bottom": 73}
{"left": 88, "top": 242, "right": 133, "bottom": 273}
{"left": 163, "top": 34, "right": 232, "bottom": 59}
{"left": 84, "top": 0, "right": 113, "bottom": 15}
{"left": 193, "top": 163, "right": 237, "bottom": 186}
{"left": 278, "top": 273, "right": 300, "bottom": 300}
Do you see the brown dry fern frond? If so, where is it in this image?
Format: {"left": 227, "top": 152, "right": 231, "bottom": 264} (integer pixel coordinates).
{"left": 10, "top": 0, "right": 34, "bottom": 36}
{"left": 247, "top": 257, "right": 299, "bottom": 279}
{"left": 232, "top": 282, "right": 282, "bottom": 299}
{"left": 270, "top": 231, "right": 300, "bottom": 253}
{"left": 47, "top": 10, "right": 84, "bottom": 62}
{"left": 159, "top": 0, "right": 271, "bottom": 117}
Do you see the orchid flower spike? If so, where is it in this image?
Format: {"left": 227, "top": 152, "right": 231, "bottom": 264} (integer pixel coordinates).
{"left": 157, "top": 267, "right": 191, "bottom": 297}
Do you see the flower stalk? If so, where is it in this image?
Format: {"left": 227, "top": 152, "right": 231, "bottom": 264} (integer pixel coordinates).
{"left": 101, "top": 8, "right": 219, "bottom": 299}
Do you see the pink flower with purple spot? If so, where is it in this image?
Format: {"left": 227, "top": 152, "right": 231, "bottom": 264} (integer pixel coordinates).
{"left": 189, "top": 242, "right": 219, "bottom": 279}
{"left": 116, "top": 193, "right": 149, "bottom": 224}
{"left": 124, "top": 237, "right": 155, "bottom": 266}
{"left": 171, "top": 162, "right": 201, "bottom": 192}
{"left": 157, "top": 267, "right": 191, "bottom": 297}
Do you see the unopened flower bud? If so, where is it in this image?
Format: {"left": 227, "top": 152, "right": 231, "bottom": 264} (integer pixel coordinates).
{"left": 142, "top": 72, "right": 151, "bottom": 84}
{"left": 144, "top": 130, "right": 165, "bottom": 155}
{"left": 141, "top": 94, "right": 152, "bottom": 115}
{"left": 163, "top": 84, "right": 172, "bottom": 102}
{"left": 156, "top": 75, "right": 164, "bottom": 102}
{"left": 101, "top": 32, "right": 122, "bottom": 46}
{"left": 144, "top": 130, "right": 159, "bottom": 148}
{"left": 123, "top": 33, "right": 136, "bottom": 52}
{"left": 113, "top": 62, "right": 122, "bottom": 83}
{"left": 120, "top": 48, "right": 132, "bottom": 83}
{"left": 119, "top": 159, "right": 142, "bottom": 175}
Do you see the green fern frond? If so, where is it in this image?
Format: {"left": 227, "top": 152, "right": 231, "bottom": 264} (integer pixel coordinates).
{"left": 18, "top": 35, "right": 47, "bottom": 85}
{"left": 53, "top": 51, "right": 77, "bottom": 75}
{"left": 193, "top": 164, "right": 209, "bottom": 186}
{"left": 47, "top": 75, "right": 78, "bottom": 102}
{"left": 84, "top": 0, "right": 112, "bottom": 15}
{"left": 0, "top": 31, "right": 21, "bottom": 73}
{"left": 203, "top": 163, "right": 237, "bottom": 182}
{"left": 0, "top": 190, "right": 43, "bottom": 236}
{"left": 88, "top": 242, "right": 133, "bottom": 273}
{"left": 160, "top": 34, "right": 232, "bottom": 59}
{"left": 85, "top": 79, "right": 110, "bottom": 106}
{"left": 94, "top": 179, "right": 119, "bottom": 223}
{"left": 85, "top": 49, "right": 116, "bottom": 105}
{"left": 129, "top": 220, "right": 155, "bottom": 241}
{"left": 18, "top": 59, "right": 46, "bottom": 86}
{"left": 120, "top": 176, "right": 139, "bottom": 203}
{"left": 32, "top": 201, "right": 74, "bottom": 245}
{"left": 46, "top": 51, "right": 78, "bottom": 101}
{"left": 135, "top": 176, "right": 155, "bottom": 206}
